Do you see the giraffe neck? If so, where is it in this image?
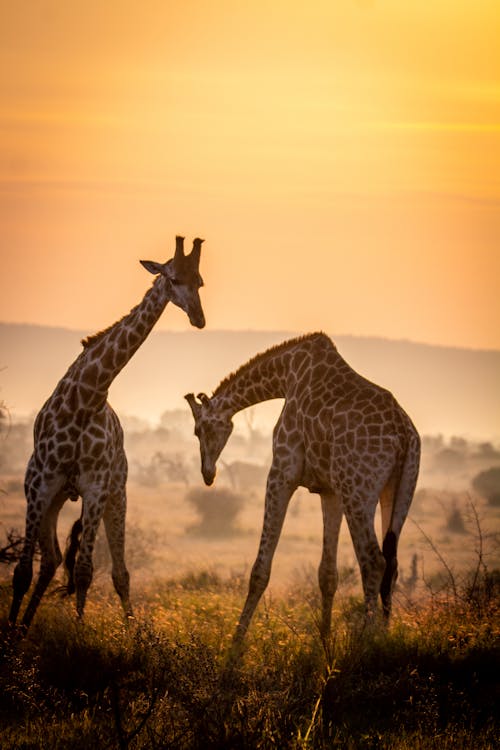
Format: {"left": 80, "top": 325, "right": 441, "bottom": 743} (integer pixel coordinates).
{"left": 210, "top": 333, "right": 334, "bottom": 416}
{"left": 62, "top": 276, "right": 171, "bottom": 409}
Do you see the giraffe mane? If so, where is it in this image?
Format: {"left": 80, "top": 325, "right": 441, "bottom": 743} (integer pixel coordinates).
{"left": 212, "top": 332, "right": 334, "bottom": 397}
{"left": 81, "top": 310, "right": 135, "bottom": 349}
{"left": 81, "top": 281, "right": 159, "bottom": 349}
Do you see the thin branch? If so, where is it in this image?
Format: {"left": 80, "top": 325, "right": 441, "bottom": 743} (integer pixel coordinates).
{"left": 410, "top": 518, "right": 458, "bottom": 602}
{"left": 466, "top": 495, "right": 485, "bottom": 601}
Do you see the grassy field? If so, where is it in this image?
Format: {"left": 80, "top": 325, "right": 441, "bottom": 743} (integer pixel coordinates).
{"left": 1, "top": 430, "right": 499, "bottom": 748}
{"left": 0, "top": 554, "right": 499, "bottom": 749}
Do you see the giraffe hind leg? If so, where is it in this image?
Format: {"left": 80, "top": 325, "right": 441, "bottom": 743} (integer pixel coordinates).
{"left": 9, "top": 466, "right": 64, "bottom": 627}
{"left": 73, "top": 492, "right": 108, "bottom": 618}
{"left": 380, "top": 530, "right": 398, "bottom": 620}
{"left": 9, "top": 461, "right": 39, "bottom": 625}
{"left": 379, "top": 479, "right": 398, "bottom": 620}
{"left": 63, "top": 515, "right": 83, "bottom": 595}
{"left": 345, "top": 495, "right": 386, "bottom": 621}
{"left": 9, "top": 559, "right": 34, "bottom": 626}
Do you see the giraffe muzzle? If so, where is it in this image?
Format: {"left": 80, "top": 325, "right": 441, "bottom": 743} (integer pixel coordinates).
{"left": 203, "top": 473, "right": 215, "bottom": 486}
{"left": 202, "top": 464, "right": 216, "bottom": 486}
{"left": 189, "top": 310, "right": 206, "bottom": 329}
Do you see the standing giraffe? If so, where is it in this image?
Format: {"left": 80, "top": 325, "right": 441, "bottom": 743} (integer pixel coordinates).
{"left": 185, "top": 333, "right": 420, "bottom": 646}
{"left": 9, "top": 236, "right": 205, "bottom": 629}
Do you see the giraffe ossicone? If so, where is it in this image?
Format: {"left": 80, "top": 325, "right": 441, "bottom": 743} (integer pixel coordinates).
{"left": 9, "top": 235, "right": 206, "bottom": 630}
{"left": 185, "top": 332, "right": 420, "bottom": 648}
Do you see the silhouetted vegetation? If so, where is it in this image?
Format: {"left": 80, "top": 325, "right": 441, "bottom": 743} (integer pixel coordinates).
{"left": 472, "top": 467, "right": 500, "bottom": 507}
{"left": 185, "top": 485, "right": 246, "bottom": 536}
{"left": 0, "top": 552, "right": 498, "bottom": 749}
{"left": 0, "top": 529, "right": 24, "bottom": 565}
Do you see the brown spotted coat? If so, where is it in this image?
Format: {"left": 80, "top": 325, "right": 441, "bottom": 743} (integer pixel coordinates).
{"left": 10, "top": 237, "right": 205, "bottom": 628}
{"left": 186, "top": 333, "right": 420, "bottom": 646}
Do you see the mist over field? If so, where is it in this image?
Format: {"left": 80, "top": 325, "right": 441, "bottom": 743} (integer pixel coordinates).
{"left": 1, "top": 323, "right": 499, "bottom": 593}
{"left": 1, "top": 324, "right": 499, "bottom": 749}
{"left": 2, "top": 323, "right": 500, "bottom": 439}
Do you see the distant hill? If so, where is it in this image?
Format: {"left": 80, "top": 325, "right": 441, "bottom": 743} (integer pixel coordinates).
{"left": 1, "top": 322, "right": 499, "bottom": 440}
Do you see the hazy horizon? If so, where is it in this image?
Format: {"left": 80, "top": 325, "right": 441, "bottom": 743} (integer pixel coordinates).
{"left": 2, "top": 319, "right": 500, "bottom": 355}
{"left": 2, "top": 323, "right": 499, "bottom": 441}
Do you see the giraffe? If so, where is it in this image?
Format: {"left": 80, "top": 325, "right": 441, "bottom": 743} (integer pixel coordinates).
{"left": 185, "top": 333, "right": 420, "bottom": 647}
{"left": 9, "top": 236, "right": 205, "bottom": 629}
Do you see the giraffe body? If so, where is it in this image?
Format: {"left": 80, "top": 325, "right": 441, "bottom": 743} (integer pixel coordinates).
{"left": 186, "top": 333, "right": 420, "bottom": 645}
{"left": 10, "top": 237, "right": 205, "bottom": 628}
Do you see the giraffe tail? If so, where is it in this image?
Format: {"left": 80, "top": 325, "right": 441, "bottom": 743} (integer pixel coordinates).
{"left": 381, "top": 427, "right": 420, "bottom": 616}
{"left": 62, "top": 515, "right": 83, "bottom": 597}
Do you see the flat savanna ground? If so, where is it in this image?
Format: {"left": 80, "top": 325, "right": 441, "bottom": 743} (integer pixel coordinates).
{"left": 0, "top": 426, "right": 499, "bottom": 749}
{"left": 1, "top": 462, "right": 498, "bottom": 591}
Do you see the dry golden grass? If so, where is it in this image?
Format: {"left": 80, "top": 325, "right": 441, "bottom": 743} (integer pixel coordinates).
{"left": 1, "top": 434, "right": 499, "bottom": 748}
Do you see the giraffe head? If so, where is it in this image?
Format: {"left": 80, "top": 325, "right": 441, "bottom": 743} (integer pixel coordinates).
{"left": 185, "top": 393, "right": 233, "bottom": 485}
{"left": 140, "top": 236, "right": 206, "bottom": 328}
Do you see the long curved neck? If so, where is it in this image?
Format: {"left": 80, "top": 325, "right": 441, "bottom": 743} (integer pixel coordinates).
{"left": 63, "top": 275, "right": 171, "bottom": 408}
{"left": 211, "top": 348, "right": 290, "bottom": 416}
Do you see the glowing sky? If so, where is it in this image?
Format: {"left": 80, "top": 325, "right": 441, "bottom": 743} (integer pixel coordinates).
{"left": 1, "top": 0, "right": 499, "bottom": 348}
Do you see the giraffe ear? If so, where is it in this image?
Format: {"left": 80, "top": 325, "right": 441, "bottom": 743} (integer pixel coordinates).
{"left": 140, "top": 260, "right": 165, "bottom": 276}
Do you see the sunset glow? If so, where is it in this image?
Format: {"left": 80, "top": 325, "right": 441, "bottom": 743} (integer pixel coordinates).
{"left": 1, "top": 1, "right": 499, "bottom": 348}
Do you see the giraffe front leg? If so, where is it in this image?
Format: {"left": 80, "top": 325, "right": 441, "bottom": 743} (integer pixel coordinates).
{"left": 232, "top": 468, "right": 296, "bottom": 650}
{"left": 103, "top": 490, "right": 132, "bottom": 619}
{"left": 21, "top": 493, "right": 66, "bottom": 629}
{"left": 9, "top": 557, "right": 33, "bottom": 626}
{"left": 318, "top": 492, "right": 343, "bottom": 641}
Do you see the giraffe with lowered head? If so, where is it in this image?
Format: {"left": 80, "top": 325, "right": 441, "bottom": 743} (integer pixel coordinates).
{"left": 9, "top": 236, "right": 205, "bottom": 629}
{"left": 186, "top": 333, "right": 420, "bottom": 647}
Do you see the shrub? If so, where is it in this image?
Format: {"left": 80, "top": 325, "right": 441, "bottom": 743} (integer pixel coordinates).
{"left": 185, "top": 486, "right": 246, "bottom": 536}
{"left": 472, "top": 467, "right": 500, "bottom": 506}
{"left": 91, "top": 521, "right": 159, "bottom": 572}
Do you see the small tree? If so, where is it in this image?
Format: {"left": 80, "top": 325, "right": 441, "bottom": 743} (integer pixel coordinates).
{"left": 472, "top": 467, "right": 500, "bottom": 507}
{"left": 0, "top": 528, "right": 24, "bottom": 565}
{"left": 446, "top": 501, "right": 466, "bottom": 533}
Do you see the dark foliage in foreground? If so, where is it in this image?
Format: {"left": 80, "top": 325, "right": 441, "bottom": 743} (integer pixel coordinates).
{"left": 0, "top": 565, "right": 498, "bottom": 750}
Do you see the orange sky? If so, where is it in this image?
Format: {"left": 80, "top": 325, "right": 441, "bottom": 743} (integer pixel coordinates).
{"left": 1, "top": 0, "right": 499, "bottom": 349}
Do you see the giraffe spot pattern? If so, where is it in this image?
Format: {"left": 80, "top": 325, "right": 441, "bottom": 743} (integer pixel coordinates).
{"left": 188, "top": 333, "right": 420, "bottom": 642}
{"left": 10, "top": 236, "right": 206, "bottom": 628}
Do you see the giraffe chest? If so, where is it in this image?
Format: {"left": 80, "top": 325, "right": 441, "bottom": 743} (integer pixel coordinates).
{"left": 34, "top": 405, "right": 124, "bottom": 475}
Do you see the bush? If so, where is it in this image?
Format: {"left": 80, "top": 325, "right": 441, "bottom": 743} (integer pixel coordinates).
{"left": 185, "top": 486, "right": 246, "bottom": 536}
{"left": 472, "top": 467, "right": 500, "bottom": 506}
{"left": 91, "top": 521, "right": 159, "bottom": 572}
